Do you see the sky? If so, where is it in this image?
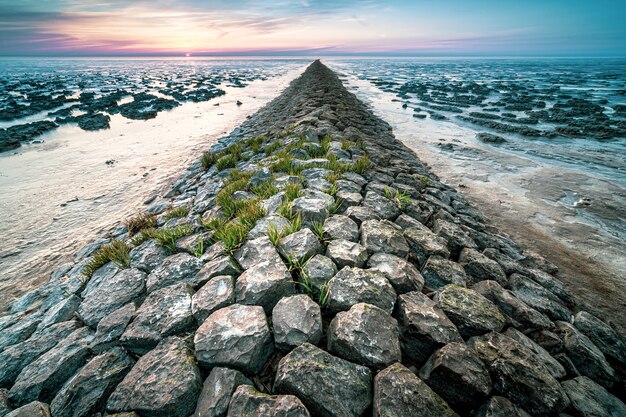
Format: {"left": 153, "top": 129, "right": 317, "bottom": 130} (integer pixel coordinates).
{"left": 0, "top": 0, "right": 625, "bottom": 56}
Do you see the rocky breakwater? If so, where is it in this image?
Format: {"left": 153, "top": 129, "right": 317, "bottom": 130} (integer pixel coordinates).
{"left": 1, "top": 60, "right": 625, "bottom": 417}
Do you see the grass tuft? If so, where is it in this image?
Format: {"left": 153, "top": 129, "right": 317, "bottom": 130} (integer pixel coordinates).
{"left": 152, "top": 225, "right": 194, "bottom": 253}
{"left": 83, "top": 240, "right": 131, "bottom": 277}
{"left": 164, "top": 205, "right": 190, "bottom": 221}
{"left": 213, "top": 221, "right": 249, "bottom": 252}
{"left": 284, "top": 182, "right": 302, "bottom": 202}
{"left": 126, "top": 213, "right": 157, "bottom": 236}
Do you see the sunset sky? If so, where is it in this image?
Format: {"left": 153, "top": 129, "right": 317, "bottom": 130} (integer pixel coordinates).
{"left": 1, "top": 0, "right": 625, "bottom": 56}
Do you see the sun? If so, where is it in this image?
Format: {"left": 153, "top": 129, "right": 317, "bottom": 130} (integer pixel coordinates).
{"left": 185, "top": 53, "right": 191, "bottom": 57}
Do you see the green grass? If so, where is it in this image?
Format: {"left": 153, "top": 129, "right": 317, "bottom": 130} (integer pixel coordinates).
{"left": 320, "top": 135, "right": 331, "bottom": 155}
{"left": 83, "top": 240, "right": 131, "bottom": 277}
{"left": 419, "top": 176, "right": 431, "bottom": 187}
{"left": 328, "top": 198, "right": 343, "bottom": 215}
{"left": 278, "top": 200, "right": 293, "bottom": 219}
{"left": 310, "top": 221, "right": 328, "bottom": 243}
{"left": 201, "top": 152, "right": 218, "bottom": 170}
{"left": 264, "top": 141, "right": 282, "bottom": 155}
{"left": 237, "top": 201, "right": 266, "bottom": 229}
{"left": 350, "top": 156, "right": 370, "bottom": 174}
{"left": 267, "top": 223, "right": 284, "bottom": 246}
{"left": 385, "top": 187, "right": 412, "bottom": 211}
{"left": 252, "top": 180, "right": 278, "bottom": 199}
{"left": 227, "top": 168, "right": 254, "bottom": 183}
{"left": 126, "top": 213, "right": 157, "bottom": 236}
{"left": 288, "top": 212, "right": 303, "bottom": 234}
{"left": 163, "top": 205, "right": 190, "bottom": 221}
{"left": 216, "top": 154, "right": 238, "bottom": 171}
{"left": 318, "top": 280, "right": 333, "bottom": 307}
{"left": 199, "top": 216, "right": 227, "bottom": 231}
{"left": 213, "top": 220, "right": 249, "bottom": 252}
{"left": 341, "top": 139, "right": 352, "bottom": 150}
{"left": 152, "top": 225, "right": 194, "bottom": 252}
{"left": 192, "top": 240, "right": 205, "bottom": 257}
{"left": 284, "top": 182, "right": 302, "bottom": 202}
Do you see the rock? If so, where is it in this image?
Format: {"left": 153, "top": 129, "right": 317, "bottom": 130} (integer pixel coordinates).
{"left": 477, "top": 132, "right": 507, "bottom": 144}
{"left": 234, "top": 236, "right": 282, "bottom": 270}
{"left": 0, "top": 389, "right": 8, "bottom": 417}
{"left": 273, "top": 295, "right": 322, "bottom": 352}
{"left": 419, "top": 342, "right": 492, "bottom": 409}
{"left": 554, "top": 321, "right": 615, "bottom": 388}
{"left": 129, "top": 239, "right": 168, "bottom": 272}
{"left": 120, "top": 283, "right": 195, "bottom": 354}
{"left": 50, "top": 348, "right": 134, "bottom": 417}
{"left": 483, "top": 248, "right": 526, "bottom": 276}
{"left": 301, "top": 254, "right": 337, "bottom": 293}
{"left": 573, "top": 311, "right": 626, "bottom": 366}
{"left": 194, "top": 256, "right": 239, "bottom": 287}
{"left": 323, "top": 215, "right": 359, "bottom": 242}
{"left": 362, "top": 191, "right": 400, "bottom": 220}
{"left": 92, "top": 303, "right": 136, "bottom": 352}
{"left": 503, "top": 328, "right": 566, "bottom": 379}
{"left": 468, "top": 331, "right": 569, "bottom": 415}
{"left": 249, "top": 167, "right": 272, "bottom": 187}
{"left": 335, "top": 191, "right": 362, "bottom": 211}
{"left": 0, "top": 320, "right": 80, "bottom": 387}
{"left": 434, "top": 285, "right": 506, "bottom": 339}
{"left": 508, "top": 273, "right": 571, "bottom": 322}
{"left": 325, "top": 239, "right": 368, "bottom": 269}
{"left": 277, "top": 228, "right": 322, "bottom": 263}
{"left": 404, "top": 227, "right": 450, "bottom": 267}
{"left": 474, "top": 396, "right": 531, "bottom": 417}
{"left": 524, "top": 268, "right": 574, "bottom": 306}
{"left": 326, "top": 266, "right": 396, "bottom": 314}
{"left": 235, "top": 259, "right": 295, "bottom": 313}
{"left": 328, "top": 303, "right": 401, "bottom": 370}
{"left": 194, "top": 304, "right": 273, "bottom": 373}
{"left": 4, "top": 401, "right": 51, "bottom": 417}
{"left": 472, "top": 280, "right": 552, "bottom": 332}
{"left": 262, "top": 192, "right": 287, "bottom": 215}
{"left": 421, "top": 256, "right": 468, "bottom": 290}
{"left": 274, "top": 343, "right": 372, "bottom": 417}
{"left": 431, "top": 218, "right": 477, "bottom": 258}
{"left": 0, "top": 313, "right": 43, "bottom": 352}
{"left": 78, "top": 268, "right": 146, "bottom": 328}
{"left": 106, "top": 337, "right": 202, "bottom": 417}
{"left": 367, "top": 252, "right": 423, "bottom": 293}
{"left": 9, "top": 327, "right": 94, "bottom": 406}
{"left": 227, "top": 385, "right": 311, "bottom": 417}
{"left": 360, "top": 220, "right": 409, "bottom": 258}
{"left": 291, "top": 196, "right": 330, "bottom": 226}
{"left": 192, "top": 275, "right": 234, "bottom": 324}
{"left": 459, "top": 248, "right": 507, "bottom": 286}
{"left": 395, "top": 213, "right": 426, "bottom": 230}
{"left": 394, "top": 291, "right": 463, "bottom": 364}
{"left": 248, "top": 215, "right": 291, "bottom": 239}
{"left": 519, "top": 250, "right": 558, "bottom": 274}
{"left": 175, "top": 232, "right": 212, "bottom": 255}
{"left": 194, "top": 367, "right": 252, "bottom": 417}
{"left": 344, "top": 206, "right": 380, "bottom": 225}
{"left": 562, "top": 376, "right": 626, "bottom": 417}
{"left": 146, "top": 253, "right": 203, "bottom": 293}
{"left": 373, "top": 363, "right": 458, "bottom": 417}
{"left": 36, "top": 294, "right": 80, "bottom": 330}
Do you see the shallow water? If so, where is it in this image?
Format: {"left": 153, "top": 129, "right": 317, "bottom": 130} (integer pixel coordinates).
{"left": 0, "top": 58, "right": 309, "bottom": 311}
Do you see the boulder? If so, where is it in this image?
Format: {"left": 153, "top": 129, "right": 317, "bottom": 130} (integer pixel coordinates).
{"left": 50, "top": 347, "right": 134, "bottom": 417}
{"left": 504, "top": 328, "right": 566, "bottom": 379}
{"left": 91, "top": 303, "right": 136, "bottom": 352}
{"left": 194, "top": 367, "right": 253, "bottom": 417}
{"left": 323, "top": 215, "right": 359, "bottom": 242}
{"left": 475, "top": 396, "right": 531, "bottom": 417}
{"left": 562, "top": 376, "right": 626, "bottom": 417}
{"left": 404, "top": 227, "right": 450, "bottom": 267}
{"left": 120, "top": 282, "right": 195, "bottom": 354}
{"left": 0, "top": 313, "right": 43, "bottom": 352}
{"left": 36, "top": 295, "right": 81, "bottom": 331}
{"left": 373, "top": 363, "right": 458, "bottom": 417}
{"left": 234, "top": 236, "right": 283, "bottom": 270}
{"left": 277, "top": 228, "right": 322, "bottom": 263}
{"left": 459, "top": 248, "right": 507, "bottom": 286}
{"left": 326, "top": 267, "right": 396, "bottom": 314}
{"left": 483, "top": 248, "right": 526, "bottom": 276}
{"left": 274, "top": 343, "right": 372, "bottom": 417}
{"left": 192, "top": 275, "right": 235, "bottom": 324}
{"left": 573, "top": 311, "right": 626, "bottom": 366}
{"left": 367, "top": 252, "right": 423, "bottom": 293}
{"left": 291, "top": 196, "right": 330, "bottom": 226}
{"left": 4, "top": 402, "right": 51, "bottom": 417}
{"left": 419, "top": 342, "right": 492, "bottom": 409}
{"left": 360, "top": 220, "right": 409, "bottom": 258}
{"left": 421, "top": 256, "right": 468, "bottom": 290}
{"left": 362, "top": 191, "right": 400, "bottom": 220}
{"left": 394, "top": 291, "right": 463, "bottom": 364}
{"left": 248, "top": 215, "right": 291, "bottom": 239}
{"left": 326, "top": 239, "right": 368, "bottom": 269}
{"left": 106, "top": 337, "right": 202, "bottom": 417}
{"left": 508, "top": 273, "right": 571, "bottom": 322}
{"left": 194, "top": 304, "right": 273, "bottom": 373}
{"left": 301, "top": 254, "right": 337, "bottom": 293}
{"left": 335, "top": 191, "right": 362, "bottom": 212}
{"left": 344, "top": 206, "right": 380, "bottom": 225}
{"left": 194, "top": 256, "right": 239, "bottom": 287}
{"left": 249, "top": 167, "right": 272, "bottom": 187}
{"left": 146, "top": 253, "right": 203, "bottom": 293}
{"left": 272, "top": 295, "right": 323, "bottom": 352}
{"left": 524, "top": 268, "right": 574, "bottom": 306}
{"left": 328, "top": 303, "right": 401, "bottom": 370}
{"left": 431, "top": 218, "right": 477, "bottom": 258}
{"left": 227, "top": 385, "right": 311, "bottom": 417}
{"left": 235, "top": 259, "right": 295, "bottom": 313}
{"left": 434, "top": 285, "right": 506, "bottom": 339}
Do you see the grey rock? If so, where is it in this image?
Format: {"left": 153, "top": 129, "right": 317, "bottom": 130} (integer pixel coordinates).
{"left": 9, "top": 327, "right": 94, "bottom": 406}
{"left": 373, "top": 363, "right": 458, "bottom": 417}
{"left": 192, "top": 275, "right": 234, "bottom": 324}
{"left": 360, "top": 220, "right": 409, "bottom": 258}
{"left": 419, "top": 342, "right": 492, "bottom": 409}
{"left": 504, "top": 328, "right": 566, "bottom": 379}
{"left": 394, "top": 213, "right": 426, "bottom": 230}
{"left": 562, "top": 376, "right": 626, "bottom": 417}
{"left": 194, "top": 304, "right": 273, "bottom": 373}
{"left": 404, "top": 227, "right": 450, "bottom": 267}
{"left": 362, "top": 191, "right": 400, "bottom": 220}
{"left": 277, "top": 228, "right": 322, "bottom": 263}
{"left": 335, "top": 191, "right": 362, "bottom": 212}
{"left": 469, "top": 331, "right": 569, "bottom": 415}
{"left": 291, "top": 196, "right": 330, "bottom": 225}
{"left": 434, "top": 285, "right": 506, "bottom": 339}
{"left": 227, "top": 385, "right": 311, "bottom": 417}
{"left": 200, "top": 241, "right": 227, "bottom": 263}
{"left": 301, "top": 254, "right": 337, "bottom": 293}
{"left": 120, "top": 282, "right": 194, "bottom": 354}
{"left": 483, "top": 248, "right": 526, "bottom": 276}
{"left": 326, "top": 239, "right": 368, "bottom": 269}
{"left": 475, "top": 396, "right": 531, "bottom": 417}
{"left": 459, "top": 248, "right": 507, "bottom": 286}
{"left": 472, "top": 280, "right": 552, "bottom": 332}
{"left": 273, "top": 295, "right": 322, "bottom": 352}
{"left": 300, "top": 168, "right": 331, "bottom": 183}
{"left": 107, "top": 336, "right": 202, "bottom": 417}
{"left": 129, "top": 239, "right": 169, "bottom": 272}
{"left": 344, "top": 205, "right": 380, "bottom": 225}
{"left": 326, "top": 266, "right": 396, "bottom": 314}
{"left": 524, "top": 268, "right": 574, "bottom": 306}
{"left": 36, "top": 295, "right": 80, "bottom": 331}
{"left": 92, "top": 303, "right": 136, "bottom": 352}
{"left": 0, "top": 312, "right": 24, "bottom": 333}
{"left": 0, "top": 312, "right": 42, "bottom": 352}
{"left": 249, "top": 167, "right": 272, "bottom": 187}
{"left": 421, "top": 256, "right": 468, "bottom": 290}
{"left": 395, "top": 291, "right": 463, "bottom": 364}
{"left": 194, "top": 256, "right": 239, "bottom": 287}
{"left": 342, "top": 172, "right": 368, "bottom": 187}
{"left": 555, "top": 321, "right": 615, "bottom": 388}
{"left": 323, "top": 215, "right": 359, "bottom": 242}
{"left": 193, "top": 367, "right": 252, "bottom": 417}
{"left": 520, "top": 250, "right": 558, "bottom": 274}
{"left": 50, "top": 347, "right": 134, "bottom": 417}
{"left": 274, "top": 343, "right": 372, "bottom": 417}
{"left": 328, "top": 303, "right": 400, "bottom": 370}
{"left": 0, "top": 389, "right": 8, "bottom": 417}
{"left": 146, "top": 253, "right": 203, "bottom": 293}
{"left": 573, "top": 311, "right": 626, "bottom": 366}
{"left": 4, "top": 402, "right": 51, "bottom": 417}
{"left": 432, "top": 218, "right": 477, "bottom": 258}
{"left": 235, "top": 259, "right": 295, "bottom": 313}
{"left": 367, "top": 252, "right": 423, "bottom": 293}
{"left": 508, "top": 273, "right": 571, "bottom": 322}
{"left": 234, "top": 236, "right": 282, "bottom": 270}
{"left": 176, "top": 232, "right": 212, "bottom": 255}
{"left": 262, "top": 192, "right": 287, "bottom": 215}
{"left": 248, "top": 215, "right": 291, "bottom": 239}
{"left": 336, "top": 179, "right": 361, "bottom": 194}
